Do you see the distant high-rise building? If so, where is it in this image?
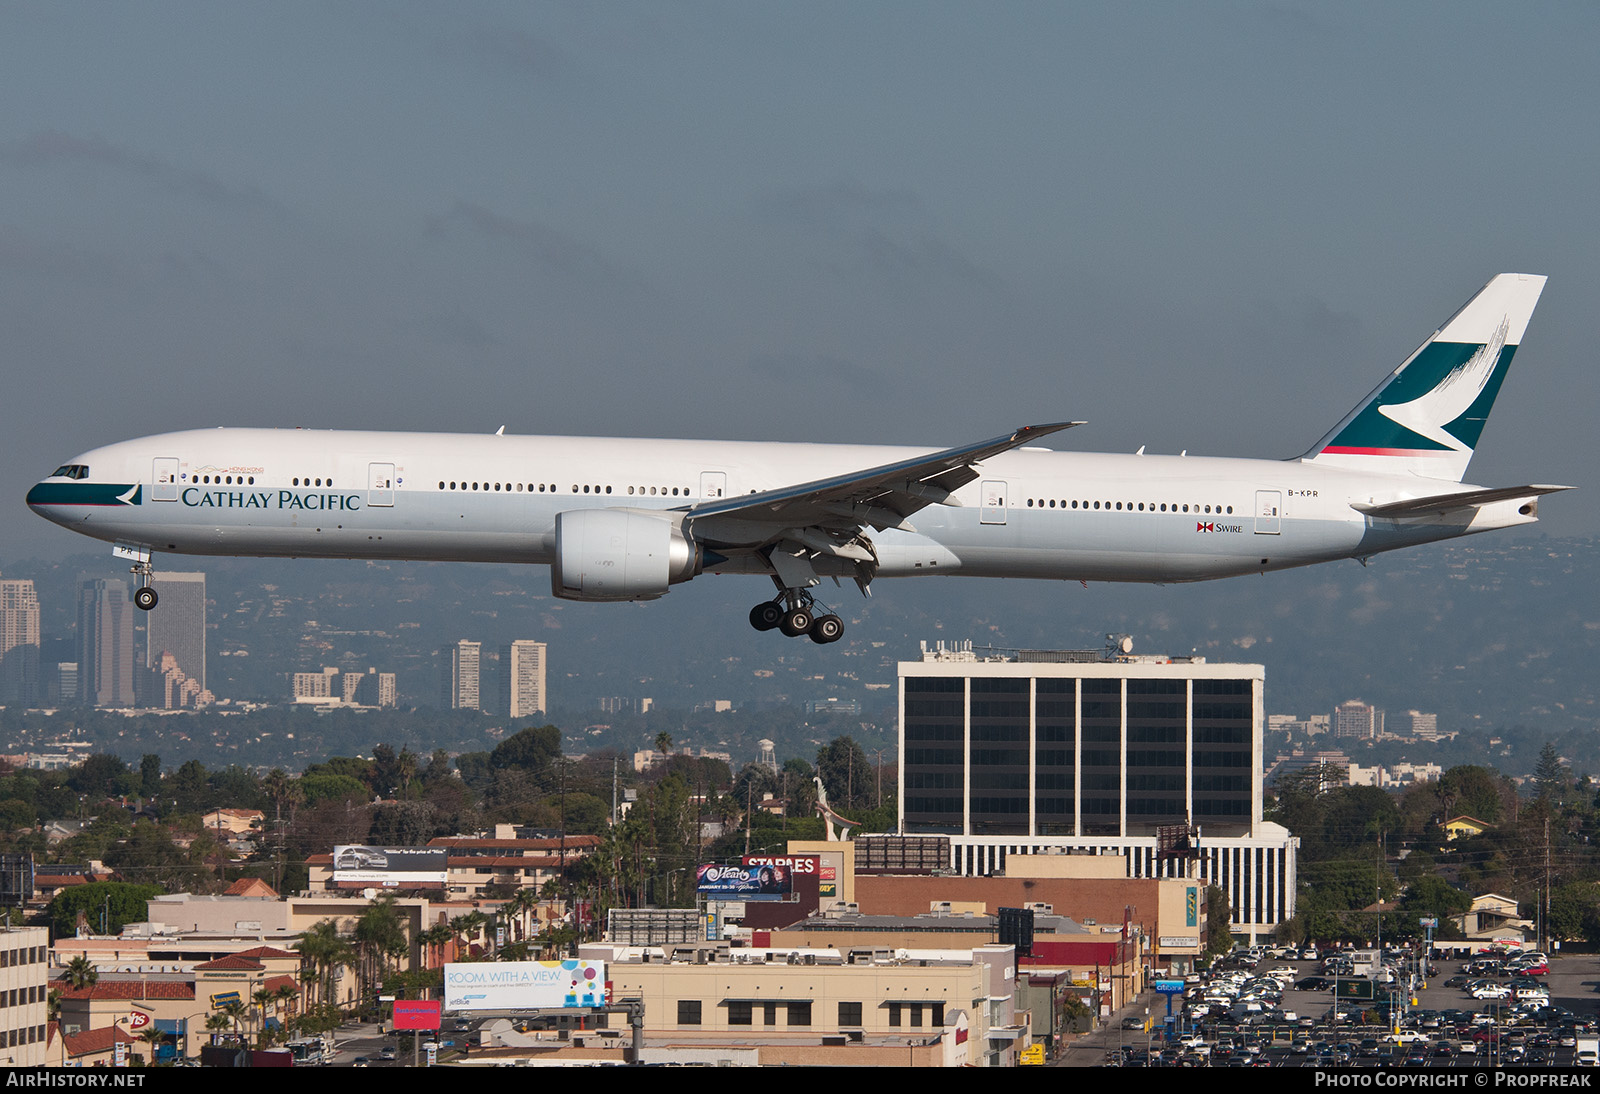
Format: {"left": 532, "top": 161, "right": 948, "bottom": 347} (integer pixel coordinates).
{"left": 363, "top": 669, "right": 397, "bottom": 709}
{"left": 502, "top": 640, "right": 547, "bottom": 718}
{"left": 78, "top": 579, "right": 135, "bottom": 707}
{"left": 145, "top": 650, "right": 212, "bottom": 709}
{"left": 443, "top": 640, "right": 482, "bottom": 710}
{"left": 1393, "top": 710, "right": 1439, "bottom": 740}
{"left": 292, "top": 667, "right": 340, "bottom": 702}
{"left": 49, "top": 662, "right": 79, "bottom": 705}
{"left": 347, "top": 667, "right": 398, "bottom": 708}
{"left": 0, "top": 575, "right": 41, "bottom": 705}
{"left": 1332, "top": 699, "right": 1380, "bottom": 740}
{"left": 145, "top": 572, "right": 206, "bottom": 692}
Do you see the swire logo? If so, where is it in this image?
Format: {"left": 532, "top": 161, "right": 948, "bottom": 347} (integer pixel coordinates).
{"left": 1196, "top": 522, "right": 1213, "bottom": 532}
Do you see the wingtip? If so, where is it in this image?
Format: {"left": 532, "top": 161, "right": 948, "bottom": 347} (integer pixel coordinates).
{"left": 1017, "top": 421, "right": 1085, "bottom": 439}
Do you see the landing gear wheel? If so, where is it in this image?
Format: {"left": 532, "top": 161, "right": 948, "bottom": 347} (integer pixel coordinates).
{"left": 779, "top": 607, "right": 814, "bottom": 638}
{"left": 749, "top": 602, "right": 783, "bottom": 631}
{"left": 809, "top": 614, "right": 844, "bottom": 644}
{"left": 133, "top": 586, "right": 158, "bottom": 611}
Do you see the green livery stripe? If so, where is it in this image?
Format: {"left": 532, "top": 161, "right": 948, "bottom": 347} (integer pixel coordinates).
{"left": 26, "top": 482, "right": 140, "bottom": 506}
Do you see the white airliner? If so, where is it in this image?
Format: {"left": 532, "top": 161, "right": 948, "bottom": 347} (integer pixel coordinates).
{"left": 28, "top": 273, "right": 1567, "bottom": 644}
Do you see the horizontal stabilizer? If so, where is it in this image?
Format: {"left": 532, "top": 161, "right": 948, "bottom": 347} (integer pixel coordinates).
{"left": 1353, "top": 484, "right": 1571, "bottom": 519}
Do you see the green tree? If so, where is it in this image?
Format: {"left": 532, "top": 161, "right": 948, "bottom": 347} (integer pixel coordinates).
{"left": 492, "top": 725, "right": 562, "bottom": 775}
{"left": 1536, "top": 743, "right": 1569, "bottom": 802}
{"left": 299, "top": 772, "right": 370, "bottom": 807}
{"left": 139, "top": 754, "right": 162, "bottom": 800}
{"left": 68, "top": 753, "right": 137, "bottom": 800}
{"left": 816, "top": 737, "right": 872, "bottom": 814}
{"left": 103, "top": 819, "right": 214, "bottom": 892}
{"left": 165, "top": 759, "right": 213, "bottom": 813}
{"left": 1548, "top": 881, "right": 1600, "bottom": 943}
{"left": 1398, "top": 875, "right": 1471, "bottom": 919}
{"left": 1204, "top": 885, "right": 1232, "bottom": 958}
{"left": 47, "top": 882, "right": 163, "bottom": 938}
{"left": 1438, "top": 765, "right": 1507, "bottom": 824}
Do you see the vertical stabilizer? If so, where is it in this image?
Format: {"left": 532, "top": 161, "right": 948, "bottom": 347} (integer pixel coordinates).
{"left": 1302, "top": 273, "right": 1546, "bottom": 482}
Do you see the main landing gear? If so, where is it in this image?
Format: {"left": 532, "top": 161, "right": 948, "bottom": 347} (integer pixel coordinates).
{"left": 748, "top": 591, "right": 843, "bottom": 644}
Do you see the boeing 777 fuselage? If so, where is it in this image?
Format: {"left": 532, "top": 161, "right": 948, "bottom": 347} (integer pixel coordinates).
{"left": 28, "top": 274, "right": 1567, "bottom": 644}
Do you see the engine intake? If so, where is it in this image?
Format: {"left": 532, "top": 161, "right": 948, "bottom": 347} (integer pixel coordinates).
{"left": 552, "top": 509, "right": 700, "bottom": 601}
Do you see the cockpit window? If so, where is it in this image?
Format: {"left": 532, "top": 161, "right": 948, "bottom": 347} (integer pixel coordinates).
{"left": 52, "top": 464, "right": 89, "bottom": 480}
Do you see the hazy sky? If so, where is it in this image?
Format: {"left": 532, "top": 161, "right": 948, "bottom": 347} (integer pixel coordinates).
{"left": 3, "top": 2, "right": 1596, "bottom": 564}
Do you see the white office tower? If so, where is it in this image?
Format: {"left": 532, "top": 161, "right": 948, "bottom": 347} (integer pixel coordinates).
{"left": 502, "top": 640, "right": 547, "bottom": 718}
{"left": 443, "top": 640, "right": 482, "bottom": 711}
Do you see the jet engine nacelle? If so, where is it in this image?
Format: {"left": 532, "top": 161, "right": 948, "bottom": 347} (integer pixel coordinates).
{"left": 552, "top": 509, "right": 700, "bottom": 601}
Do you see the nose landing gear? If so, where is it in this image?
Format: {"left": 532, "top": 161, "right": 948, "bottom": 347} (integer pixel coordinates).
{"left": 113, "top": 543, "right": 159, "bottom": 610}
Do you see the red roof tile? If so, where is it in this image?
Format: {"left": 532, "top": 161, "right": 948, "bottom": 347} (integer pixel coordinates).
{"left": 233, "top": 946, "right": 298, "bottom": 960}
{"left": 224, "top": 877, "right": 280, "bottom": 897}
{"left": 62, "top": 1025, "right": 137, "bottom": 1058}
{"left": 61, "top": 982, "right": 195, "bottom": 1001}
{"left": 195, "top": 955, "right": 266, "bottom": 972}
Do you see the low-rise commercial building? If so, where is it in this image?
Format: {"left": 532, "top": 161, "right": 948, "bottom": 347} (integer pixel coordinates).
{"left": 576, "top": 941, "right": 1025, "bottom": 1066}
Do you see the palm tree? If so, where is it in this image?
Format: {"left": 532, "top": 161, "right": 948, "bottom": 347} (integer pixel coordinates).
{"left": 252, "top": 986, "right": 275, "bottom": 1045}
{"left": 418, "top": 923, "right": 452, "bottom": 968}
{"left": 205, "top": 1012, "right": 232, "bottom": 1045}
{"left": 295, "top": 919, "right": 351, "bottom": 1010}
{"left": 503, "top": 887, "right": 538, "bottom": 943}
{"left": 138, "top": 1024, "right": 164, "bottom": 1065}
{"left": 220, "top": 999, "right": 248, "bottom": 1040}
{"left": 273, "top": 982, "right": 299, "bottom": 1025}
{"left": 354, "top": 895, "right": 408, "bottom": 1011}
{"left": 448, "top": 910, "right": 487, "bottom": 957}
{"left": 64, "top": 954, "right": 98, "bottom": 991}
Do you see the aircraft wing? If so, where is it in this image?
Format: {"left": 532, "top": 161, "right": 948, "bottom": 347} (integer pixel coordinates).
{"left": 685, "top": 421, "right": 1082, "bottom": 534}
{"left": 1353, "top": 483, "right": 1571, "bottom": 519}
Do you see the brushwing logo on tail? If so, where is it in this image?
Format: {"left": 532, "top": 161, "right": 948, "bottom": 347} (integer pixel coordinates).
{"left": 1319, "top": 326, "right": 1516, "bottom": 458}
{"left": 1375, "top": 315, "right": 1510, "bottom": 454}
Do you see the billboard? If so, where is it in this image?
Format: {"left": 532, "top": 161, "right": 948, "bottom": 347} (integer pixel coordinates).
{"left": 0, "top": 853, "right": 33, "bottom": 908}
{"left": 331, "top": 845, "right": 448, "bottom": 887}
{"left": 445, "top": 960, "right": 606, "bottom": 1011}
{"left": 697, "top": 863, "right": 793, "bottom": 901}
{"left": 393, "top": 1000, "right": 442, "bottom": 1030}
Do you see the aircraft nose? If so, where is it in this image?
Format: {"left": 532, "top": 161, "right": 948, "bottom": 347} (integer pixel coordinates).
{"left": 25, "top": 481, "right": 50, "bottom": 509}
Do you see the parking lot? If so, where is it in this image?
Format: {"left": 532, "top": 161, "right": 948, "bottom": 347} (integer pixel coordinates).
{"left": 1057, "top": 946, "right": 1600, "bottom": 1067}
